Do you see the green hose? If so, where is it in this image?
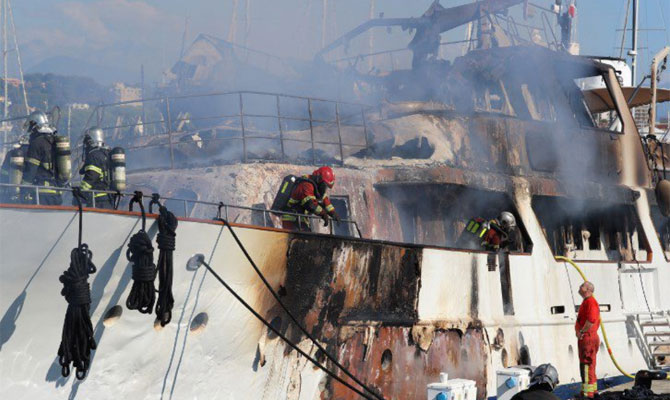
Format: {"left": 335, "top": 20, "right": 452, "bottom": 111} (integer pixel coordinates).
{"left": 555, "top": 256, "right": 669, "bottom": 380}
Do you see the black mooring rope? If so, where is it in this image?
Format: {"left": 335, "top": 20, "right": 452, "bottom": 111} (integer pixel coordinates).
{"left": 155, "top": 204, "right": 177, "bottom": 326}
{"left": 126, "top": 191, "right": 156, "bottom": 314}
{"left": 197, "top": 259, "right": 377, "bottom": 400}
{"left": 217, "top": 218, "right": 384, "bottom": 400}
{"left": 57, "top": 188, "right": 97, "bottom": 380}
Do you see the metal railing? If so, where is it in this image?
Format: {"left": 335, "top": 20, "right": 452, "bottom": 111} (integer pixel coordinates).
{"left": 79, "top": 90, "right": 373, "bottom": 171}
{"left": 0, "top": 182, "right": 363, "bottom": 238}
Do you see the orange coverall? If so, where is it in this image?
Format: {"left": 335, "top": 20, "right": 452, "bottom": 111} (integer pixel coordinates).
{"left": 575, "top": 295, "right": 600, "bottom": 398}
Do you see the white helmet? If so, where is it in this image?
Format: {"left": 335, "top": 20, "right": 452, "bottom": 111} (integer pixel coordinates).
{"left": 25, "top": 110, "right": 53, "bottom": 133}
{"left": 84, "top": 127, "right": 105, "bottom": 148}
{"left": 499, "top": 211, "right": 516, "bottom": 230}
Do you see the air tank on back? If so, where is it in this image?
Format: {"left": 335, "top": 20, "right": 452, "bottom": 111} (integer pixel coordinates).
{"left": 54, "top": 135, "right": 71, "bottom": 183}
{"left": 110, "top": 147, "right": 126, "bottom": 191}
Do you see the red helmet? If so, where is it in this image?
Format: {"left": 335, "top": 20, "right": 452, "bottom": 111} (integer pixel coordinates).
{"left": 313, "top": 166, "right": 335, "bottom": 188}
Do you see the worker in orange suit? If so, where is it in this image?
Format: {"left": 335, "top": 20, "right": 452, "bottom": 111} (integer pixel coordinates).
{"left": 281, "top": 166, "right": 340, "bottom": 231}
{"left": 575, "top": 281, "right": 600, "bottom": 398}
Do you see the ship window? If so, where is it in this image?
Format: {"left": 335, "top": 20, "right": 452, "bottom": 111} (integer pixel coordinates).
{"left": 532, "top": 196, "right": 649, "bottom": 262}
{"left": 377, "top": 184, "right": 532, "bottom": 253}
{"left": 648, "top": 203, "right": 670, "bottom": 259}
{"left": 329, "top": 195, "right": 354, "bottom": 237}
{"left": 520, "top": 83, "right": 557, "bottom": 122}
{"left": 573, "top": 73, "right": 624, "bottom": 132}
{"left": 474, "top": 79, "right": 515, "bottom": 116}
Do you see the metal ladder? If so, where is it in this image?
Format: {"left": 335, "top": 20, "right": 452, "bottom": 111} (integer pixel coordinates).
{"left": 637, "top": 311, "right": 670, "bottom": 368}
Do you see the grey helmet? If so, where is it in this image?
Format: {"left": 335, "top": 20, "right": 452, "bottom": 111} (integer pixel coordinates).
{"left": 25, "top": 110, "right": 52, "bottom": 133}
{"left": 530, "top": 363, "right": 559, "bottom": 390}
{"left": 84, "top": 126, "right": 105, "bottom": 148}
{"left": 499, "top": 211, "right": 517, "bottom": 230}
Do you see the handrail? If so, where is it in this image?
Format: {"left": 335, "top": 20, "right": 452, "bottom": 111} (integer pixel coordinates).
{"left": 0, "top": 182, "right": 364, "bottom": 238}
{"left": 69, "top": 90, "right": 374, "bottom": 169}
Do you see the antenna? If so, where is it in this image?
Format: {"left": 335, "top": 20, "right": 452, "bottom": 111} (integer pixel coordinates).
{"left": 3, "top": 0, "right": 9, "bottom": 121}
{"left": 630, "top": 0, "right": 639, "bottom": 85}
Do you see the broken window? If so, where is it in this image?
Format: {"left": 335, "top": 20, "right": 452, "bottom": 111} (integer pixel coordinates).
{"left": 648, "top": 201, "right": 670, "bottom": 259}
{"left": 473, "top": 79, "right": 515, "bottom": 116}
{"left": 329, "top": 195, "right": 354, "bottom": 237}
{"left": 573, "top": 73, "right": 625, "bottom": 132}
{"left": 532, "top": 196, "right": 648, "bottom": 262}
{"left": 377, "top": 184, "right": 532, "bottom": 252}
{"left": 520, "top": 82, "right": 557, "bottom": 122}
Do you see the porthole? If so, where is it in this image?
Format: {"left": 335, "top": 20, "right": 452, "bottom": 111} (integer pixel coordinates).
{"left": 102, "top": 305, "right": 123, "bottom": 327}
{"left": 190, "top": 312, "right": 208, "bottom": 334}
{"left": 381, "top": 349, "right": 392, "bottom": 371}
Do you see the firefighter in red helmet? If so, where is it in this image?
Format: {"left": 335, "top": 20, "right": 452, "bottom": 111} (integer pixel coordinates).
{"left": 280, "top": 166, "right": 341, "bottom": 231}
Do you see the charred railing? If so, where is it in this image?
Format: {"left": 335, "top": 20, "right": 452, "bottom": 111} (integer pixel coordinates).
{"left": 0, "top": 182, "right": 363, "bottom": 238}
{"left": 78, "top": 91, "right": 372, "bottom": 171}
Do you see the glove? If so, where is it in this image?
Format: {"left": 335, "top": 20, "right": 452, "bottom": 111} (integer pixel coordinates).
{"left": 21, "top": 189, "right": 33, "bottom": 204}
{"left": 330, "top": 211, "right": 341, "bottom": 223}
{"left": 321, "top": 212, "right": 330, "bottom": 227}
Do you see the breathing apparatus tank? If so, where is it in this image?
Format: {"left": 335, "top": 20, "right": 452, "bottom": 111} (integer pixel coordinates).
{"left": 9, "top": 147, "right": 24, "bottom": 186}
{"left": 54, "top": 135, "right": 71, "bottom": 184}
{"left": 110, "top": 147, "right": 126, "bottom": 191}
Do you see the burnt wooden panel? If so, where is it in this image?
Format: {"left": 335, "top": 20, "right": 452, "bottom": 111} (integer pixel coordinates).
{"left": 283, "top": 237, "right": 422, "bottom": 334}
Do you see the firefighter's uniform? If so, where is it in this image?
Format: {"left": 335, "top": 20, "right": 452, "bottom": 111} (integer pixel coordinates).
{"left": 80, "top": 147, "right": 113, "bottom": 209}
{"left": 576, "top": 295, "right": 600, "bottom": 398}
{"left": 281, "top": 178, "right": 336, "bottom": 231}
{"left": 21, "top": 133, "right": 62, "bottom": 205}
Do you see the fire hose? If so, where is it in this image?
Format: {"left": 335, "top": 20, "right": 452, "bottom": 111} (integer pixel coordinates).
{"left": 555, "top": 256, "right": 670, "bottom": 381}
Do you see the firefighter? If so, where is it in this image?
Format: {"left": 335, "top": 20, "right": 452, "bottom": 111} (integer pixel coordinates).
{"left": 511, "top": 364, "right": 560, "bottom": 400}
{"left": 464, "top": 211, "right": 520, "bottom": 251}
{"left": 79, "top": 127, "right": 113, "bottom": 209}
{"left": 280, "top": 166, "right": 340, "bottom": 232}
{"left": 576, "top": 281, "right": 600, "bottom": 399}
{"left": 0, "top": 135, "right": 28, "bottom": 202}
{"left": 20, "top": 111, "right": 62, "bottom": 205}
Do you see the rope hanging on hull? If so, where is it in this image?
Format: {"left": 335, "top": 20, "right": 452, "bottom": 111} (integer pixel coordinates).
{"left": 57, "top": 187, "right": 97, "bottom": 380}
{"left": 152, "top": 194, "right": 177, "bottom": 326}
{"left": 213, "top": 217, "right": 385, "bottom": 400}
{"left": 126, "top": 191, "right": 156, "bottom": 314}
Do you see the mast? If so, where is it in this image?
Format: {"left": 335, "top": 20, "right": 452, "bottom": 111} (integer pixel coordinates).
{"left": 244, "top": 0, "right": 251, "bottom": 47}
{"left": 7, "top": 0, "right": 27, "bottom": 115}
{"left": 321, "top": 0, "right": 328, "bottom": 48}
{"left": 228, "top": 0, "right": 239, "bottom": 43}
{"left": 630, "top": 0, "right": 639, "bottom": 85}
{"left": 368, "top": 0, "right": 374, "bottom": 70}
{"left": 3, "top": 0, "right": 9, "bottom": 120}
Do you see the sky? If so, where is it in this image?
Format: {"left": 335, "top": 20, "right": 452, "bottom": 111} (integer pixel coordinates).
{"left": 9, "top": 0, "right": 670, "bottom": 86}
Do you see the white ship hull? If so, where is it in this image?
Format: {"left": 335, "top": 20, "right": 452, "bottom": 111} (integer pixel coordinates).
{"left": 1, "top": 199, "right": 667, "bottom": 399}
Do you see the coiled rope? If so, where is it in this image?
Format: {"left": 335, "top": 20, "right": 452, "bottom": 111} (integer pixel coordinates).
{"left": 126, "top": 191, "right": 156, "bottom": 314}
{"left": 151, "top": 194, "right": 177, "bottom": 326}
{"left": 57, "top": 187, "right": 97, "bottom": 380}
{"left": 214, "top": 217, "right": 384, "bottom": 400}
